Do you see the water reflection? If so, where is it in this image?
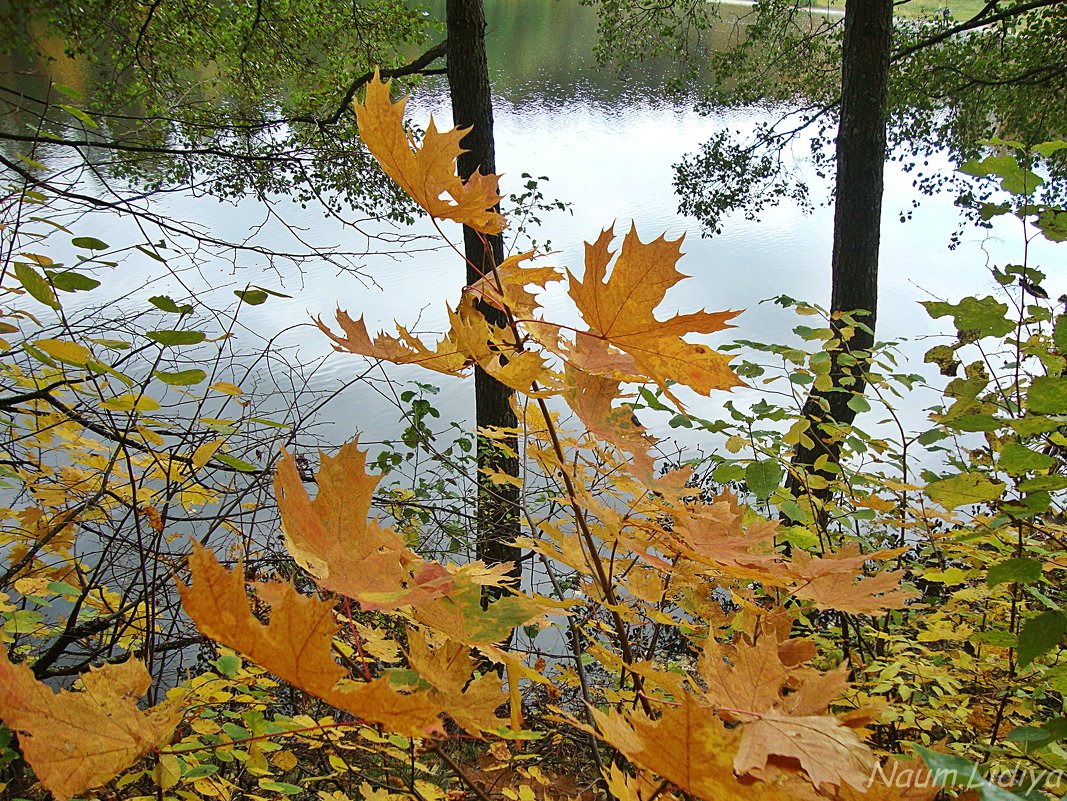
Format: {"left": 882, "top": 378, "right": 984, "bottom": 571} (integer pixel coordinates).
{"left": 2, "top": 0, "right": 1061, "bottom": 451}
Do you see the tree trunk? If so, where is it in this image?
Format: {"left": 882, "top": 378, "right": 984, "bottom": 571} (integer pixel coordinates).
{"left": 787, "top": 0, "right": 893, "bottom": 501}
{"left": 446, "top": 0, "right": 521, "bottom": 599}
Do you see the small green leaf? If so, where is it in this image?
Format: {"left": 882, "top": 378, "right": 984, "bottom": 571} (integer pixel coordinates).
{"left": 745, "top": 460, "right": 783, "bottom": 501}
{"left": 1027, "top": 377, "right": 1067, "bottom": 414}
{"left": 135, "top": 245, "right": 167, "bottom": 263}
{"left": 154, "top": 369, "right": 207, "bottom": 386}
{"left": 986, "top": 558, "right": 1043, "bottom": 587}
{"left": 213, "top": 654, "right": 241, "bottom": 678}
{"left": 148, "top": 296, "right": 193, "bottom": 315}
{"left": 13, "top": 262, "right": 59, "bottom": 309}
{"left": 847, "top": 395, "right": 871, "bottom": 414}
{"left": 183, "top": 764, "right": 219, "bottom": 779}
{"left": 58, "top": 104, "right": 97, "bottom": 128}
{"left": 998, "top": 443, "right": 1055, "bottom": 475}
{"left": 1018, "top": 611, "right": 1067, "bottom": 667}
{"left": 47, "top": 270, "right": 101, "bottom": 292}
{"left": 147, "top": 330, "right": 206, "bottom": 346}
{"left": 921, "top": 296, "right": 1014, "bottom": 337}
{"left": 234, "top": 289, "right": 268, "bottom": 305}
{"left": 924, "top": 472, "right": 1005, "bottom": 510}
{"left": 215, "top": 453, "right": 259, "bottom": 472}
{"left": 70, "top": 236, "right": 108, "bottom": 250}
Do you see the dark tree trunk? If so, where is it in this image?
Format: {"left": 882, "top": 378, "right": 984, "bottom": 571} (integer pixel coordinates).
{"left": 787, "top": 0, "right": 893, "bottom": 501}
{"left": 446, "top": 0, "right": 521, "bottom": 598}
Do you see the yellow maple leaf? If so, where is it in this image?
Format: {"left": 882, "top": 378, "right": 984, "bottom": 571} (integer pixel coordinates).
{"left": 177, "top": 542, "right": 445, "bottom": 737}
{"left": 354, "top": 71, "right": 506, "bottom": 235}
{"left": 0, "top": 650, "right": 184, "bottom": 801}
{"left": 562, "top": 225, "right": 744, "bottom": 405}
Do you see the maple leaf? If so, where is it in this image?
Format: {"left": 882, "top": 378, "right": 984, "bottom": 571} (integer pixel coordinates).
{"left": 354, "top": 71, "right": 506, "bottom": 235}
{"left": 560, "top": 225, "right": 744, "bottom": 405}
{"left": 317, "top": 310, "right": 471, "bottom": 376}
{"left": 406, "top": 629, "right": 505, "bottom": 734}
{"left": 698, "top": 635, "right": 876, "bottom": 792}
{"left": 670, "top": 490, "right": 780, "bottom": 578}
{"left": 593, "top": 698, "right": 814, "bottom": 801}
{"left": 178, "top": 542, "right": 446, "bottom": 736}
{"left": 275, "top": 440, "right": 454, "bottom": 611}
{"left": 0, "top": 649, "right": 184, "bottom": 800}
{"left": 785, "top": 544, "right": 917, "bottom": 613}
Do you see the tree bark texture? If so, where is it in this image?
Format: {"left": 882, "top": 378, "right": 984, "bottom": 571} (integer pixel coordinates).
{"left": 788, "top": 0, "right": 893, "bottom": 500}
{"left": 446, "top": 0, "right": 521, "bottom": 594}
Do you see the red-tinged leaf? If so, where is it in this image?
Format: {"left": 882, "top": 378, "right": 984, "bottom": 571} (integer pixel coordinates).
{"left": 354, "top": 71, "right": 506, "bottom": 234}
{"left": 0, "top": 650, "right": 184, "bottom": 800}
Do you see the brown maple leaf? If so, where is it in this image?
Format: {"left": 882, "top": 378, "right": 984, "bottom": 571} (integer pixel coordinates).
{"left": 561, "top": 225, "right": 744, "bottom": 405}
{"left": 593, "top": 697, "right": 814, "bottom": 801}
{"left": 0, "top": 650, "right": 184, "bottom": 801}
{"left": 354, "top": 71, "right": 505, "bottom": 234}
{"left": 699, "top": 635, "right": 877, "bottom": 792}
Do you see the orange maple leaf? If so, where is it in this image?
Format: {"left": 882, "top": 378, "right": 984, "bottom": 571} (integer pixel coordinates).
{"left": 785, "top": 544, "right": 917, "bottom": 614}
{"left": 354, "top": 71, "right": 506, "bottom": 235}
{"left": 562, "top": 225, "right": 744, "bottom": 405}
{"left": 178, "top": 542, "right": 447, "bottom": 737}
{"left": 0, "top": 650, "right": 184, "bottom": 801}
{"left": 275, "top": 440, "right": 454, "bottom": 611}
{"left": 317, "top": 310, "right": 471, "bottom": 376}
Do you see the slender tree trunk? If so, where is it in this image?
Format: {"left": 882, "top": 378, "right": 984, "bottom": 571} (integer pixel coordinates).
{"left": 787, "top": 0, "right": 893, "bottom": 501}
{"left": 446, "top": 0, "right": 521, "bottom": 599}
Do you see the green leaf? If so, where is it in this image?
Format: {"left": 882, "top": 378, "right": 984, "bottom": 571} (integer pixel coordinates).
{"left": 986, "top": 558, "right": 1043, "bottom": 587}
{"left": 13, "top": 262, "right": 59, "bottom": 309}
{"left": 1018, "top": 611, "right": 1067, "bottom": 667}
{"left": 70, "top": 236, "right": 108, "bottom": 250}
{"left": 924, "top": 472, "right": 1005, "bottom": 510}
{"left": 154, "top": 369, "right": 207, "bottom": 386}
{"left": 148, "top": 296, "right": 193, "bottom": 315}
{"left": 745, "top": 460, "right": 783, "bottom": 501}
{"left": 47, "top": 270, "right": 100, "bottom": 292}
{"left": 183, "top": 764, "right": 219, "bottom": 780}
{"left": 100, "top": 393, "right": 161, "bottom": 413}
{"left": 998, "top": 443, "right": 1055, "bottom": 475}
{"left": 213, "top": 654, "right": 241, "bottom": 678}
{"left": 215, "top": 453, "right": 259, "bottom": 472}
{"left": 1027, "top": 376, "right": 1067, "bottom": 414}
{"left": 921, "top": 296, "right": 1014, "bottom": 337}
{"left": 135, "top": 245, "right": 167, "bottom": 263}
{"left": 234, "top": 289, "right": 268, "bottom": 305}
{"left": 58, "top": 104, "right": 98, "bottom": 128}
{"left": 147, "top": 330, "right": 206, "bottom": 346}
{"left": 258, "top": 781, "right": 302, "bottom": 795}
{"left": 248, "top": 417, "right": 291, "bottom": 429}
{"left": 846, "top": 395, "right": 871, "bottom": 414}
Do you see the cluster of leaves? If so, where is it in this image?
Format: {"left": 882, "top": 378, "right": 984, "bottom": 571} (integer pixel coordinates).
{"left": 2, "top": 73, "right": 1067, "bottom": 801}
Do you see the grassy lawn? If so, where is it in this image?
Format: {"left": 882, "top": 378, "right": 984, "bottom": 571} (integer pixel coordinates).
{"left": 815, "top": 0, "right": 988, "bottom": 20}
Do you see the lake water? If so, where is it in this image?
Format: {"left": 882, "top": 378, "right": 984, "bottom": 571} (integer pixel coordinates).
{"left": 6, "top": 0, "right": 1063, "bottom": 457}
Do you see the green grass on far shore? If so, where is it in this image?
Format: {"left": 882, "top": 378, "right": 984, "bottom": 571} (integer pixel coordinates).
{"left": 816, "top": 0, "right": 988, "bottom": 20}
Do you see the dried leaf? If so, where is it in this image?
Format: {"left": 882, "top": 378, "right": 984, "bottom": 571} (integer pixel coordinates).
{"left": 275, "top": 440, "right": 454, "bottom": 611}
